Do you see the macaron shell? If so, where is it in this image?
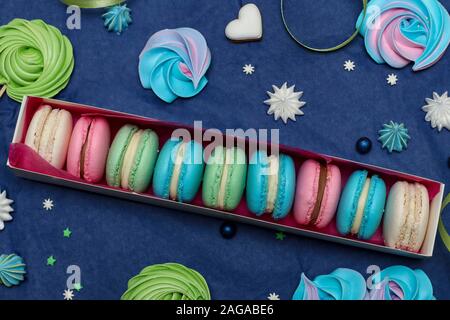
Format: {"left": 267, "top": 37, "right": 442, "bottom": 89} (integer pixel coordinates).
{"left": 294, "top": 159, "right": 320, "bottom": 225}
{"left": 25, "top": 105, "right": 52, "bottom": 151}
{"left": 128, "top": 129, "right": 159, "bottom": 193}
{"left": 152, "top": 139, "right": 180, "bottom": 199}
{"left": 38, "top": 109, "right": 72, "bottom": 169}
{"left": 273, "top": 154, "right": 295, "bottom": 219}
{"left": 203, "top": 147, "right": 247, "bottom": 210}
{"left": 67, "top": 116, "right": 91, "bottom": 178}
{"left": 83, "top": 117, "right": 111, "bottom": 183}
{"left": 106, "top": 124, "right": 138, "bottom": 187}
{"left": 222, "top": 147, "right": 247, "bottom": 210}
{"left": 37, "top": 109, "right": 59, "bottom": 160}
{"left": 202, "top": 146, "right": 225, "bottom": 208}
{"left": 383, "top": 181, "right": 406, "bottom": 248}
{"left": 336, "top": 170, "right": 368, "bottom": 235}
{"left": 246, "top": 151, "right": 269, "bottom": 216}
{"left": 294, "top": 159, "right": 340, "bottom": 227}
{"left": 316, "top": 164, "right": 341, "bottom": 228}
{"left": 358, "top": 175, "right": 386, "bottom": 240}
{"left": 383, "top": 181, "right": 429, "bottom": 251}
{"left": 177, "top": 140, "right": 204, "bottom": 202}
{"left": 412, "top": 183, "right": 430, "bottom": 252}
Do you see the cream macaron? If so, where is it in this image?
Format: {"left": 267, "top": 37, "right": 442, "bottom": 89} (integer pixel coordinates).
{"left": 383, "top": 181, "right": 430, "bottom": 252}
{"left": 25, "top": 105, "right": 73, "bottom": 169}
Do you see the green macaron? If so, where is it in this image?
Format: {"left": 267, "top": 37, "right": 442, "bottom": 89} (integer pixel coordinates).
{"left": 202, "top": 146, "right": 247, "bottom": 211}
{"left": 106, "top": 124, "right": 159, "bottom": 193}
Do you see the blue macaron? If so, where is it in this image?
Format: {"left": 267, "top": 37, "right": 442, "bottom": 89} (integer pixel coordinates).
{"left": 336, "top": 170, "right": 386, "bottom": 240}
{"left": 246, "top": 151, "right": 296, "bottom": 219}
{"left": 152, "top": 138, "right": 204, "bottom": 203}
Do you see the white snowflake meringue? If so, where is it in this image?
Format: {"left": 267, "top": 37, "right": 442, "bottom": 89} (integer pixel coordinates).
{"left": 267, "top": 292, "right": 280, "bottom": 300}
{"left": 63, "top": 289, "right": 74, "bottom": 300}
{"left": 264, "top": 82, "right": 306, "bottom": 124}
{"left": 43, "top": 198, "right": 54, "bottom": 211}
{"left": 343, "top": 60, "right": 355, "bottom": 71}
{"left": 386, "top": 73, "right": 398, "bottom": 86}
{"left": 243, "top": 64, "right": 255, "bottom": 75}
{"left": 0, "top": 190, "right": 14, "bottom": 231}
{"left": 422, "top": 91, "right": 450, "bottom": 132}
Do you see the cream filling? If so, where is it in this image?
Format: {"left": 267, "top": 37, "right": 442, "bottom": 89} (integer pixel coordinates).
{"left": 33, "top": 107, "right": 51, "bottom": 151}
{"left": 121, "top": 130, "right": 143, "bottom": 189}
{"left": 265, "top": 155, "right": 279, "bottom": 213}
{"left": 395, "top": 182, "right": 410, "bottom": 248}
{"left": 45, "top": 110, "right": 65, "bottom": 164}
{"left": 351, "top": 178, "right": 371, "bottom": 235}
{"left": 399, "top": 183, "right": 418, "bottom": 249}
{"left": 217, "top": 148, "right": 232, "bottom": 209}
{"left": 409, "top": 184, "right": 421, "bottom": 249}
{"left": 169, "top": 142, "right": 187, "bottom": 200}
{"left": 38, "top": 109, "right": 58, "bottom": 163}
{"left": 25, "top": 105, "right": 51, "bottom": 151}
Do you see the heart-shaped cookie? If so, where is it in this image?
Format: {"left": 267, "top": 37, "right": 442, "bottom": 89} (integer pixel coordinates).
{"left": 225, "top": 3, "right": 262, "bottom": 42}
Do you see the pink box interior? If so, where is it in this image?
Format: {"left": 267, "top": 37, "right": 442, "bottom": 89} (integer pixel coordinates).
{"left": 8, "top": 97, "right": 443, "bottom": 254}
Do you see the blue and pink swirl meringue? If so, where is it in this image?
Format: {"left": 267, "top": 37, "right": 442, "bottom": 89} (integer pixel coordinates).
{"left": 292, "top": 268, "right": 368, "bottom": 300}
{"left": 357, "top": 0, "right": 450, "bottom": 71}
{"left": 367, "top": 266, "right": 435, "bottom": 300}
{"left": 292, "top": 266, "right": 435, "bottom": 300}
{"left": 139, "top": 28, "right": 211, "bottom": 103}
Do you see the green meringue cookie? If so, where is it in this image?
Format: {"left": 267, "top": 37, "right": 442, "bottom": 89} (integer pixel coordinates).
{"left": 0, "top": 19, "right": 74, "bottom": 102}
{"left": 121, "top": 263, "right": 211, "bottom": 300}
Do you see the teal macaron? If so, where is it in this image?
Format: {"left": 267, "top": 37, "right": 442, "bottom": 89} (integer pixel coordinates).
{"left": 336, "top": 170, "right": 386, "bottom": 240}
{"left": 152, "top": 138, "right": 204, "bottom": 202}
{"left": 106, "top": 124, "right": 159, "bottom": 193}
{"left": 246, "top": 151, "right": 296, "bottom": 219}
{"left": 202, "top": 146, "right": 247, "bottom": 211}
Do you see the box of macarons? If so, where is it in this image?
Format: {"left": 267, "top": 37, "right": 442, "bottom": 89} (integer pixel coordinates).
{"left": 7, "top": 96, "right": 445, "bottom": 258}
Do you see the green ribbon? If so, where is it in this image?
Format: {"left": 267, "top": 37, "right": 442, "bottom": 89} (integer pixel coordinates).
{"left": 60, "top": 0, "right": 125, "bottom": 8}
{"left": 280, "top": 0, "right": 368, "bottom": 52}
{"left": 438, "top": 193, "right": 450, "bottom": 252}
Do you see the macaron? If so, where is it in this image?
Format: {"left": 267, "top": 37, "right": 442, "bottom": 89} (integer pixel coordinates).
{"left": 67, "top": 116, "right": 111, "bottom": 183}
{"left": 336, "top": 170, "right": 386, "bottom": 240}
{"left": 24, "top": 105, "right": 73, "bottom": 169}
{"left": 106, "top": 124, "right": 159, "bottom": 193}
{"left": 246, "top": 151, "right": 296, "bottom": 219}
{"left": 202, "top": 146, "right": 247, "bottom": 211}
{"left": 294, "top": 159, "right": 342, "bottom": 228}
{"left": 152, "top": 138, "right": 204, "bottom": 202}
{"left": 383, "top": 181, "right": 430, "bottom": 252}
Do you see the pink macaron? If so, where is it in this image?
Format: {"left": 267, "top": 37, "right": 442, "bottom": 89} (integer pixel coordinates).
{"left": 294, "top": 159, "right": 342, "bottom": 228}
{"left": 67, "top": 116, "right": 111, "bottom": 183}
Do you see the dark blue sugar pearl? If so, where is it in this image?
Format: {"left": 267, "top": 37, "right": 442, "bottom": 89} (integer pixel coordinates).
{"left": 220, "top": 222, "right": 237, "bottom": 239}
{"left": 356, "top": 137, "right": 372, "bottom": 154}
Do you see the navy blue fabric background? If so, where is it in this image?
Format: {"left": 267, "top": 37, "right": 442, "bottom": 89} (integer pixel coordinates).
{"left": 0, "top": 0, "right": 449, "bottom": 300}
